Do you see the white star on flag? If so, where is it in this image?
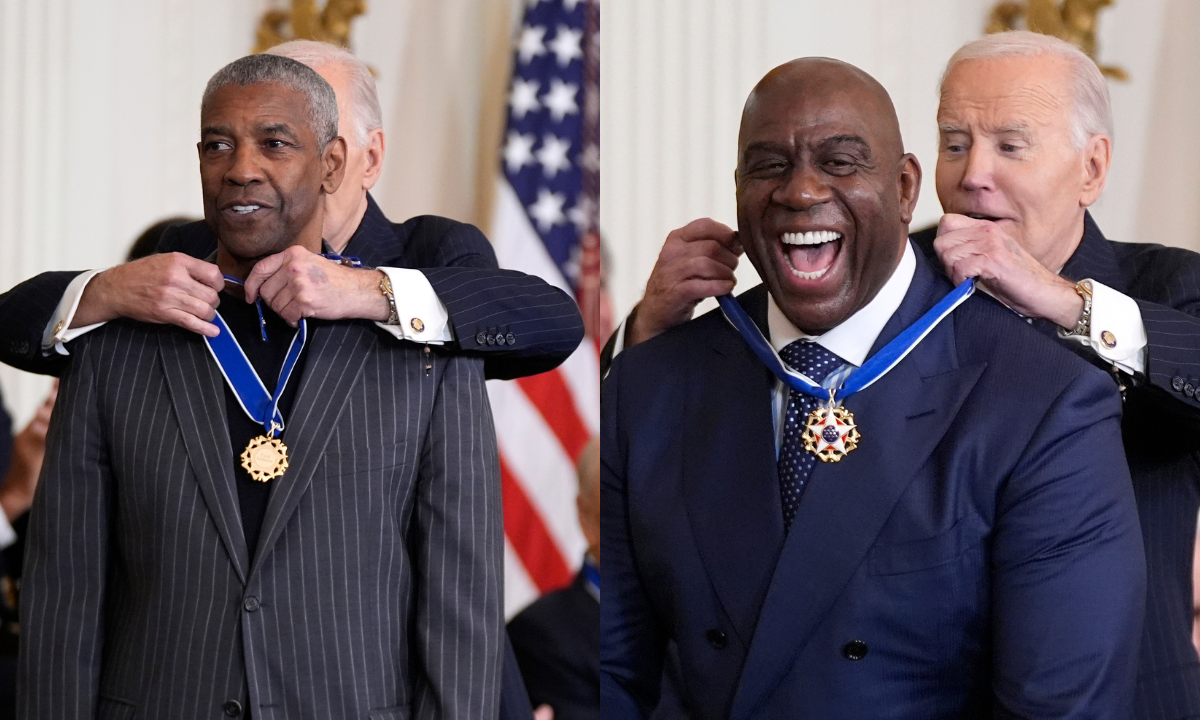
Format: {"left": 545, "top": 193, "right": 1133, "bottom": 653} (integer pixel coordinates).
{"left": 527, "top": 0, "right": 548, "bottom": 6}
{"left": 518, "top": 25, "right": 548, "bottom": 64}
{"left": 563, "top": 0, "right": 584, "bottom": 10}
{"left": 547, "top": 25, "right": 584, "bottom": 66}
{"left": 509, "top": 78, "right": 541, "bottom": 119}
{"left": 568, "top": 195, "right": 596, "bottom": 233}
{"left": 528, "top": 188, "right": 567, "bottom": 232}
{"left": 504, "top": 131, "right": 537, "bottom": 173}
{"left": 542, "top": 78, "right": 579, "bottom": 122}
{"left": 536, "top": 134, "right": 572, "bottom": 178}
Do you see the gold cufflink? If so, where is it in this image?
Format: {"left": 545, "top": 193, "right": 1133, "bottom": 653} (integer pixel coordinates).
{"left": 54, "top": 320, "right": 65, "bottom": 335}
{"left": 410, "top": 317, "right": 425, "bottom": 333}
{"left": 1100, "top": 330, "right": 1117, "bottom": 348}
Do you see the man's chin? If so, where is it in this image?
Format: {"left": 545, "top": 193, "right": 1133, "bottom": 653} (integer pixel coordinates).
{"left": 768, "top": 281, "right": 853, "bottom": 336}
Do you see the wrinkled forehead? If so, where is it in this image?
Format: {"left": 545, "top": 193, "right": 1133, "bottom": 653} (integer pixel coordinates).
{"left": 740, "top": 83, "right": 891, "bottom": 154}
{"left": 201, "top": 82, "right": 312, "bottom": 132}
{"left": 938, "top": 56, "right": 1073, "bottom": 134}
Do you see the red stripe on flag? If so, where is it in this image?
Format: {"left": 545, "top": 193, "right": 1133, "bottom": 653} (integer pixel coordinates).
{"left": 516, "top": 369, "right": 592, "bottom": 464}
{"left": 501, "top": 452, "right": 573, "bottom": 593}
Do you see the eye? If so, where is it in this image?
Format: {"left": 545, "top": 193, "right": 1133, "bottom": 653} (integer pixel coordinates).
{"left": 264, "top": 138, "right": 288, "bottom": 149}
{"left": 999, "top": 142, "right": 1019, "bottom": 153}
{"left": 822, "top": 157, "right": 857, "bottom": 176}
{"left": 203, "top": 140, "right": 230, "bottom": 153}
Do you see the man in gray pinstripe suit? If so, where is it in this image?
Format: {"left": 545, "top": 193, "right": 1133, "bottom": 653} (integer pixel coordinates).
{"left": 17, "top": 54, "right": 502, "bottom": 720}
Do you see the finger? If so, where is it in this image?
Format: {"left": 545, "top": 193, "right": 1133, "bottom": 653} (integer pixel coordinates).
{"left": 244, "top": 253, "right": 289, "bottom": 302}
{"left": 180, "top": 254, "right": 226, "bottom": 291}
{"left": 679, "top": 255, "right": 738, "bottom": 282}
{"left": 688, "top": 239, "right": 742, "bottom": 270}
{"left": 729, "top": 231, "right": 744, "bottom": 256}
{"left": 676, "top": 217, "right": 737, "bottom": 243}
{"left": 164, "top": 309, "right": 221, "bottom": 337}
{"left": 675, "top": 276, "right": 737, "bottom": 302}
{"left": 267, "top": 284, "right": 306, "bottom": 327}
{"left": 176, "top": 276, "right": 221, "bottom": 311}
{"left": 169, "top": 291, "right": 220, "bottom": 323}
{"left": 936, "top": 213, "right": 984, "bottom": 235}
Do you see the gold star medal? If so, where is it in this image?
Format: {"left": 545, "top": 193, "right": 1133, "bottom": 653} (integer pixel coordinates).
{"left": 241, "top": 435, "right": 290, "bottom": 482}
{"left": 802, "top": 399, "right": 860, "bottom": 463}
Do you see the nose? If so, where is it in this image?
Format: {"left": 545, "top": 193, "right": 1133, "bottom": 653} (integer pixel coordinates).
{"left": 772, "top": 163, "right": 833, "bottom": 212}
{"left": 960, "top": 144, "right": 995, "bottom": 193}
{"left": 225, "top": 143, "right": 264, "bottom": 186}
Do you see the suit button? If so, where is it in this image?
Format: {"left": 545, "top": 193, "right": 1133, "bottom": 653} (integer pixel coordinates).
{"left": 843, "top": 640, "right": 868, "bottom": 661}
{"left": 496, "top": 333, "right": 507, "bottom": 345}
{"left": 506, "top": 333, "right": 516, "bottom": 345}
{"left": 1186, "top": 383, "right": 1196, "bottom": 398}
{"left": 705, "top": 628, "right": 728, "bottom": 649}
{"left": 243, "top": 596, "right": 260, "bottom": 612}
{"left": 475, "top": 332, "right": 487, "bottom": 346}
{"left": 223, "top": 700, "right": 242, "bottom": 716}
{"left": 1174, "top": 376, "right": 1186, "bottom": 391}
{"left": 486, "top": 334, "right": 496, "bottom": 345}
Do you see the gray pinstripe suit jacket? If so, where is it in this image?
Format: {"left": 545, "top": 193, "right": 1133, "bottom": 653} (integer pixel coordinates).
{"left": 16, "top": 317, "right": 503, "bottom": 720}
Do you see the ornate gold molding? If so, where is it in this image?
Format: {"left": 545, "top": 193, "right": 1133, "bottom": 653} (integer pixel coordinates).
{"left": 254, "top": 0, "right": 367, "bottom": 53}
{"left": 987, "top": 0, "right": 1128, "bottom": 80}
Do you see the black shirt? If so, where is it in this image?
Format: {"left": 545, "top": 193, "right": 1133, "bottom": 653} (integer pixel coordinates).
{"left": 216, "top": 291, "right": 309, "bottom": 559}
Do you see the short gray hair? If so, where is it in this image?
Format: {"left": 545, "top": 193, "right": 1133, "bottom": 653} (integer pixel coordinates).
{"left": 202, "top": 54, "right": 339, "bottom": 149}
{"left": 267, "top": 40, "right": 382, "bottom": 147}
{"left": 940, "top": 30, "right": 1113, "bottom": 149}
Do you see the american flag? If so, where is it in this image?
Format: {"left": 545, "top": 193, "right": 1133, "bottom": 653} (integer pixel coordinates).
{"left": 488, "top": 0, "right": 604, "bottom": 616}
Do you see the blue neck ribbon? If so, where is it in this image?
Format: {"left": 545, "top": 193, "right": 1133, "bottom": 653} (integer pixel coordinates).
{"left": 717, "top": 278, "right": 975, "bottom": 403}
{"left": 203, "top": 275, "right": 307, "bottom": 438}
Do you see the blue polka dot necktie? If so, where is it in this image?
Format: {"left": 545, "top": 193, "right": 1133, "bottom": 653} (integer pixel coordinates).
{"left": 777, "top": 340, "right": 848, "bottom": 532}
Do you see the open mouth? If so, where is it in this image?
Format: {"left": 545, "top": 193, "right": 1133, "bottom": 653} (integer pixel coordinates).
{"left": 781, "top": 230, "right": 841, "bottom": 280}
{"left": 232, "top": 205, "right": 261, "bottom": 215}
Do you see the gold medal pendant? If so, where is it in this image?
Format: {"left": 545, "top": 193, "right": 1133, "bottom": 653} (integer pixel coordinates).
{"left": 802, "top": 401, "right": 860, "bottom": 463}
{"left": 241, "top": 435, "right": 290, "bottom": 482}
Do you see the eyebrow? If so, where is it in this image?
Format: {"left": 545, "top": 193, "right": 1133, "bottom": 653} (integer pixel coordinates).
{"left": 201, "top": 124, "right": 231, "bottom": 138}
{"left": 818, "top": 134, "right": 872, "bottom": 157}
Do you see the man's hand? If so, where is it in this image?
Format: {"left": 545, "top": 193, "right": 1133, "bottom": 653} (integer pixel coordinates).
{"left": 74, "top": 253, "right": 225, "bottom": 337}
{"left": 0, "top": 384, "right": 57, "bottom": 522}
{"left": 934, "top": 214, "right": 1084, "bottom": 329}
{"left": 626, "top": 218, "right": 742, "bottom": 347}
{"left": 243, "top": 246, "right": 390, "bottom": 327}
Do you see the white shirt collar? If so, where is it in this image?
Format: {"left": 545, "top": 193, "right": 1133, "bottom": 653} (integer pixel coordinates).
{"left": 767, "top": 240, "right": 916, "bottom": 367}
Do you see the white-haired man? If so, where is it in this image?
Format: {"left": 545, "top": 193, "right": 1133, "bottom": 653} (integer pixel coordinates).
{"left": 610, "top": 30, "right": 1200, "bottom": 720}
{"left": 0, "top": 41, "right": 582, "bottom": 383}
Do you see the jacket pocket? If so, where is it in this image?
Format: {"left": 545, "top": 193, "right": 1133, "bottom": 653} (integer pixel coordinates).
{"left": 868, "top": 516, "right": 972, "bottom": 576}
{"left": 367, "top": 706, "right": 409, "bottom": 720}
{"left": 97, "top": 695, "right": 136, "bottom": 720}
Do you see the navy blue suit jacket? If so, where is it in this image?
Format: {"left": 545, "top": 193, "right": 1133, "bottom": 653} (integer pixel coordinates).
{"left": 0, "top": 195, "right": 584, "bottom": 381}
{"left": 601, "top": 247, "right": 1146, "bottom": 719}
{"left": 914, "top": 213, "right": 1200, "bottom": 720}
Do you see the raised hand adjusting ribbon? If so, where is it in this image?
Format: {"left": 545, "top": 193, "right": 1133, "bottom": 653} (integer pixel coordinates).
{"left": 717, "top": 278, "right": 975, "bottom": 462}
{"left": 202, "top": 276, "right": 308, "bottom": 482}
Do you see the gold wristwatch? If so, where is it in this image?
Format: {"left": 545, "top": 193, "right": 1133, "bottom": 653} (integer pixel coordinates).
{"left": 1060, "top": 278, "right": 1093, "bottom": 338}
{"left": 379, "top": 272, "right": 400, "bottom": 326}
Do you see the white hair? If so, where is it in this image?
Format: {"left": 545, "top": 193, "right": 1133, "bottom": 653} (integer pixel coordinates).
{"left": 940, "top": 30, "right": 1113, "bottom": 149}
{"left": 267, "top": 40, "right": 382, "bottom": 147}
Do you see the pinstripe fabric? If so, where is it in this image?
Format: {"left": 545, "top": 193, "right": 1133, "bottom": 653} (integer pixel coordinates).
{"left": 17, "top": 318, "right": 503, "bottom": 720}
{"left": 914, "top": 214, "right": 1200, "bottom": 720}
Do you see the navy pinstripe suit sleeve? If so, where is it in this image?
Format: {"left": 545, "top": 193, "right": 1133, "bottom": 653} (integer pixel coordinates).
{"left": 16, "top": 329, "right": 107, "bottom": 719}
{"left": 0, "top": 270, "right": 79, "bottom": 376}
{"left": 1128, "top": 248, "right": 1200, "bottom": 416}
{"left": 409, "top": 218, "right": 585, "bottom": 380}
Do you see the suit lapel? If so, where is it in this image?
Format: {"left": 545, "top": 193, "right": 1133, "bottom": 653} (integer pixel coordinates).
{"left": 158, "top": 330, "right": 250, "bottom": 584}
{"left": 247, "top": 321, "right": 375, "bottom": 582}
{"left": 683, "top": 286, "right": 786, "bottom": 647}
{"left": 728, "top": 257, "right": 986, "bottom": 720}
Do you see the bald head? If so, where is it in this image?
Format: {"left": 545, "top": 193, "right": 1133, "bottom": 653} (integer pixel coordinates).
{"left": 734, "top": 57, "right": 921, "bottom": 335}
{"left": 739, "top": 58, "right": 904, "bottom": 165}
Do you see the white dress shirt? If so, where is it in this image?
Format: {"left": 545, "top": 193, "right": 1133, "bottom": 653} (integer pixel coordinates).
{"left": 766, "top": 240, "right": 916, "bottom": 452}
{"left": 43, "top": 266, "right": 451, "bottom": 355}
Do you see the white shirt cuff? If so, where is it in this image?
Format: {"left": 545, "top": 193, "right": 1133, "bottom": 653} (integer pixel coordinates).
{"left": 1061, "top": 280, "right": 1147, "bottom": 375}
{"left": 0, "top": 510, "right": 16, "bottom": 549}
{"left": 610, "top": 317, "right": 628, "bottom": 358}
{"left": 43, "top": 269, "right": 108, "bottom": 356}
{"left": 373, "top": 268, "right": 451, "bottom": 344}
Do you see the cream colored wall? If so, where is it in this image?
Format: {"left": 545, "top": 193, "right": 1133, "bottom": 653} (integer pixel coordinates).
{"left": 601, "top": 0, "right": 1191, "bottom": 324}
{"left": 0, "top": 0, "right": 523, "bottom": 426}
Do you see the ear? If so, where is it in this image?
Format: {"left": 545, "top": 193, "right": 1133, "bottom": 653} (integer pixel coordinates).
{"left": 321, "top": 136, "right": 348, "bottom": 195}
{"left": 1079, "top": 133, "right": 1111, "bottom": 208}
{"left": 361, "top": 128, "right": 385, "bottom": 191}
{"left": 897, "top": 152, "right": 922, "bottom": 225}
